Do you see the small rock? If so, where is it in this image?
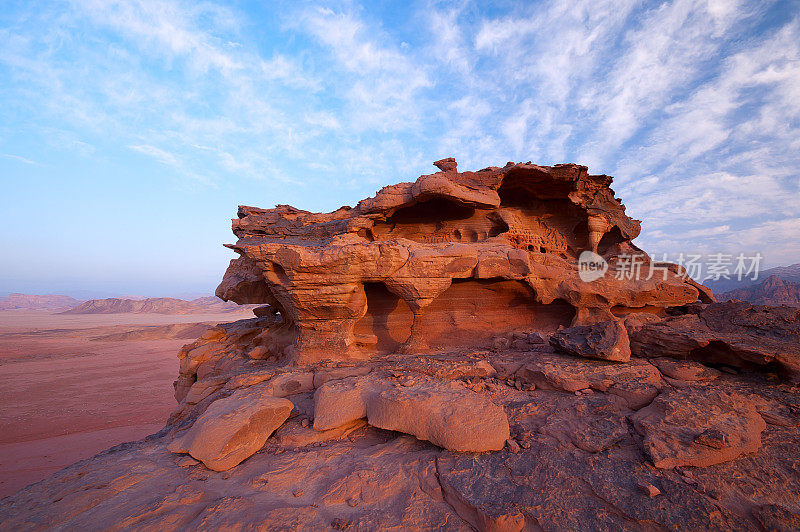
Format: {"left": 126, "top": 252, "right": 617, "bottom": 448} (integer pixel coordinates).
{"left": 527, "top": 332, "right": 547, "bottom": 344}
{"left": 510, "top": 339, "right": 528, "bottom": 350}
{"left": 470, "top": 383, "right": 487, "bottom": 392}
{"left": 492, "top": 336, "right": 511, "bottom": 351}
{"left": 177, "top": 456, "right": 199, "bottom": 468}
{"left": 252, "top": 305, "right": 273, "bottom": 318}
{"left": 293, "top": 488, "right": 304, "bottom": 497}
{"left": 247, "top": 345, "right": 270, "bottom": 360}
{"left": 199, "top": 327, "right": 226, "bottom": 340}
{"left": 694, "top": 428, "right": 729, "bottom": 449}
{"left": 300, "top": 418, "right": 310, "bottom": 428}
{"left": 506, "top": 439, "right": 521, "bottom": 453}
{"left": 637, "top": 481, "right": 661, "bottom": 498}
{"left": 347, "top": 497, "right": 359, "bottom": 507}
{"left": 331, "top": 518, "right": 350, "bottom": 530}
{"left": 651, "top": 357, "right": 721, "bottom": 382}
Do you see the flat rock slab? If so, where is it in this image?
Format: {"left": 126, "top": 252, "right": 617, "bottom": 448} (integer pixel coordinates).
{"left": 314, "top": 376, "right": 509, "bottom": 452}
{"left": 169, "top": 385, "right": 293, "bottom": 471}
{"left": 630, "top": 387, "right": 766, "bottom": 469}
{"left": 508, "top": 353, "right": 662, "bottom": 409}
{"left": 650, "top": 357, "right": 720, "bottom": 382}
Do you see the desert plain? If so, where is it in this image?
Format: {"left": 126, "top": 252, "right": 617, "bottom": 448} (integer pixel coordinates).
{"left": 0, "top": 308, "right": 253, "bottom": 498}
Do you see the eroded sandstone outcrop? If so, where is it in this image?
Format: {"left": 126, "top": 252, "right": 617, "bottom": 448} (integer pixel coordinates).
{"left": 215, "top": 159, "right": 703, "bottom": 364}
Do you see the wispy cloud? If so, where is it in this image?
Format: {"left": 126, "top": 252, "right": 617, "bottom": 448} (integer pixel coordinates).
{"left": 128, "top": 144, "right": 179, "bottom": 167}
{"left": 1, "top": 153, "right": 42, "bottom": 166}
{"left": 292, "top": 6, "right": 432, "bottom": 132}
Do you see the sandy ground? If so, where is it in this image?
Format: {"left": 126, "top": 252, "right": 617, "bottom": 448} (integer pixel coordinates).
{"left": 0, "top": 309, "right": 253, "bottom": 498}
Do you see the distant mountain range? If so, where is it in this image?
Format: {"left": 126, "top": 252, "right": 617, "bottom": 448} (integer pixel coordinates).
{"left": 62, "top": 297, "right": 249, "bottom": 314}
{"left": 717, "top": 275, "right": 800, "bottom": 308}
{"left": 0, "top": 293, "right": 81, "bottom": 310}
{"left": 703, "top": 263, "right": 800, "bottom": 294}
{"left": 0, "top": 294, "right": 252, "bottom": 314}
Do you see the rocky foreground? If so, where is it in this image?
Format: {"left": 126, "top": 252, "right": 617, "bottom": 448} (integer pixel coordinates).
{"left": 2, "top": 160, "right": 799, "bottom": 530}
{"left": 1, "top": 300, "right": 799, "bottom": 530}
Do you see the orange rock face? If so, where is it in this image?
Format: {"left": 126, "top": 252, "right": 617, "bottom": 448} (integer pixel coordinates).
{"left": 216, "top": 159, "right": 701, "bottom": 363}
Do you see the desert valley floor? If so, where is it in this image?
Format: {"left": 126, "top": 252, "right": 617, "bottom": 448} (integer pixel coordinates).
{"left": 0, "top": 310, "right": 253, "bottom": 497}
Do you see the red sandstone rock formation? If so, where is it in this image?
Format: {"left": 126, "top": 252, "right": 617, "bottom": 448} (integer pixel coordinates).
{"left": 215, "top": 159, "right": 703, "bottom": 364}
{"left": 3, "top": 160, "right": 800, "bottom": 530}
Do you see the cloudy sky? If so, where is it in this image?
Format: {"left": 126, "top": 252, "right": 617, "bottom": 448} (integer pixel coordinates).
{"left": 1, "top": 0, "right": 799, "bottom": 298}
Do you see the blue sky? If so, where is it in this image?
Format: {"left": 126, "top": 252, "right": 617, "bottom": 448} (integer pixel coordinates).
{"left": 1, "top": 0, "right": 799, "bottom": 298}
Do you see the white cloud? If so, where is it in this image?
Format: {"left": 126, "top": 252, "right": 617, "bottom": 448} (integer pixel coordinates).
{"left": 732, "top": 218, "right": 800, "bottom": 261}
{"left": 685, "top": 225, "right": 731, "bottom": 238}
{"left": 73, "top": 0, "right": 243, "bottom": 75}
{"left": 128, "top": 144, "right": 179, "bottom": 166}
{"left": 1, "top": 153, "right": 42, "bottom": 166}
{"left": 293, "top": 7, "right": 432, "bottom": 131}
{"left": 580, "top": 0, "right": 748, "bottom": 166}
{"left": 427, "top": 6, "right": 471, "bottom": 74}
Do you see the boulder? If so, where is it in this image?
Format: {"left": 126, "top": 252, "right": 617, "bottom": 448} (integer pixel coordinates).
{"left": 367, "top": 383, "right": 510, "bottom": 452}
{"left": 313, "top": 377, "right": 371, "bottom": 431}
{"left": 510, "top": 353, "right": 661, "bottom": 408}
{"left": 168, "top": 385, "right": 293, "bottom": 471}
{"left": 313, "top": 376, "right": 509, "bottom": 452}
{"left": 550, "top": 320, "right": 631, "bottom": 362}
